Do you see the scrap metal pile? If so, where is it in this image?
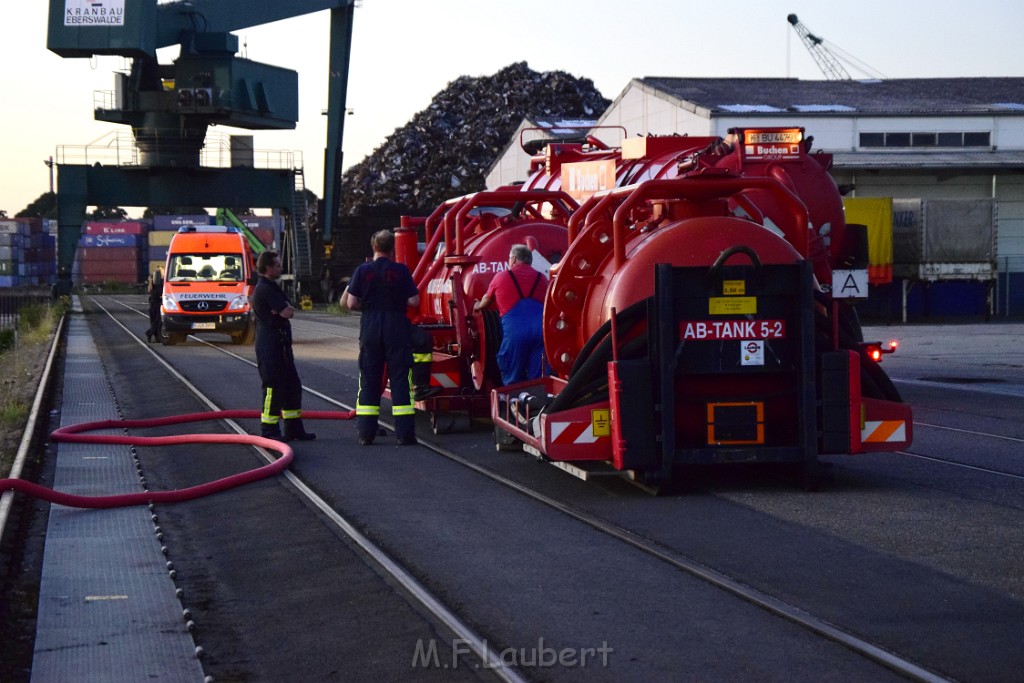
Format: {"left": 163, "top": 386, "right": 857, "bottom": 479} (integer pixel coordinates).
{"left": 340, "top": 62, "right": 609, "bottom": 216}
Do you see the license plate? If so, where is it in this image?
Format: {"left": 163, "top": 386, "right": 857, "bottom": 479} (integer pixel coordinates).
{"left": 191, "top": 322, "right": 216, "bottom": 330}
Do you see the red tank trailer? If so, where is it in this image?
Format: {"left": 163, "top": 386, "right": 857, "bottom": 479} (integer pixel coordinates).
{"left": 395, "top": 127, "right": 911, "bottom": 488}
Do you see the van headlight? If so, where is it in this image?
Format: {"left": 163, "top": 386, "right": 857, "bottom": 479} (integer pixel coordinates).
{"left": 227, "top": 295, "right": 249, "bottom": 311}
{"left": 162, "top": 294, "right": 180, "bottom": 311}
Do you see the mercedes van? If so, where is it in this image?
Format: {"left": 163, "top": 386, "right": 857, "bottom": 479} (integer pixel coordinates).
{"left": 160, "top": 225, "right": 255, "bottom": 345}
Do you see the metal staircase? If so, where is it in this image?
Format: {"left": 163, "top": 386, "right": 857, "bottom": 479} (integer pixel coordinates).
{"left": 290, "top": 168, "right": 313, "bottom": 282}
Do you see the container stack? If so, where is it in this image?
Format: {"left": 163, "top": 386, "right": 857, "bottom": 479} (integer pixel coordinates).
{"left": 0, "top": 217, "right": 56, "bottom": 288}
{"left": 76, "top": 220, "right": 148, "bottom": 285}
{"left": 233, "top": 214, "right": 282, "bottom": 251}
{"left": 149, "top": 215, "right": 212, "bottom": 276}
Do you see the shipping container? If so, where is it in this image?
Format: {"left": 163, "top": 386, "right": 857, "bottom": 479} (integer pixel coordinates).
{"left": 152, "top": 214, "right": 212, "bottom": 231}
{"left": 79, "top": 260, "right": 141, "bottom": 283}
{"left": 80, "top": 233, "right": 145, "bottom": 248}
{"left": 147, "top": 230, "right": 175, "bottom": 247}
{"left": 84, "top": 221, "right": 148, "bottom": 235}
{"left": 252, "top": 227, "right": 274, "bottom": 248}
{"left": 78, "top": 246, "right": 141, "bottom": 262}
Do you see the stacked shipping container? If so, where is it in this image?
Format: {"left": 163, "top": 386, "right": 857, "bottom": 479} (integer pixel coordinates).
{"left": 75, "top": 221, "right": 148, "bottom": 285}
{"left": 0, "top": 213, "right": 283, "bottom": 289}
{"left": 0, "top": 218, "right": 57, "bottom": 288}
{"left": 149, "top": 215, "right": 212, "bottom": 276}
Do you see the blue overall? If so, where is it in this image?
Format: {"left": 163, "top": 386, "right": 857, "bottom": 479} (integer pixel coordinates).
{"left": 497, "top": 271, "right": 545, "bottom": 385}
{"left": 348, "top": 257, "right": 418, "bottom": 442}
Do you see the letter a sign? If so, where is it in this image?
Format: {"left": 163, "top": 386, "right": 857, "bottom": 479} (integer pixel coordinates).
{"left": 831, "top": 269, "right": 869, "bottom": 299}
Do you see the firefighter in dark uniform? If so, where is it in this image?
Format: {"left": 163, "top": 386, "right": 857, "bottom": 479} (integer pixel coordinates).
{"left": 252, "top": 251, "right": 315, "bottom": 442}
{"left": 345, "top": 230, "right": 420, "bottom": 445}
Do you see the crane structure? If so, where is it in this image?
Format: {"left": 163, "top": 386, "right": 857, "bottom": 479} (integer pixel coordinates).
{"left": 47, "top": 0, "right": 355, "bottom": 295}
{"left": 786, "top": 13, "right": 851, "bottom": 81}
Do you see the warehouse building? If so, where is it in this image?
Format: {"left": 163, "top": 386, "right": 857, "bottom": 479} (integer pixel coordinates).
{"left": 487, "top": 77, "right": 1024, "bottom": 319}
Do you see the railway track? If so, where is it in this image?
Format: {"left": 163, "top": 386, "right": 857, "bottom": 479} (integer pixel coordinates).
{"left": 5, "top": 295, "right": 1023, "bottom": 681}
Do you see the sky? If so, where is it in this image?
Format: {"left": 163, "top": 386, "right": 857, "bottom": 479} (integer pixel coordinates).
{"left": 2, "top": 0, "right": 1023, "bottom": 216}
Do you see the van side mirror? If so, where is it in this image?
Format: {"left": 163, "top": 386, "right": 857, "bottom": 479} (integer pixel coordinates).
{"left": 248, "top": 274, "right": 259, "bottom": 286}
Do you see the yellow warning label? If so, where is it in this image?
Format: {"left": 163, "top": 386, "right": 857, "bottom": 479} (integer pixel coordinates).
{"left": 591, "top": 409, "right": 610, "bottom": 437}
{"left": 722, "top": 280, "right": 746, "bottom": 296}
{"left": 709, "top": 297, "right": 757, "bottom": 315}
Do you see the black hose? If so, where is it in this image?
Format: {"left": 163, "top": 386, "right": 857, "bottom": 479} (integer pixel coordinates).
{"left": 481, "top": 309, "right": 504, "bottom": 386}
{"left": 568, "top": 299, "right": 649, "bottom": 378}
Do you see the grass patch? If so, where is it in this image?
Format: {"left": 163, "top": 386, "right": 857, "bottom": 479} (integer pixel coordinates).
{"left": 0, "top": 302, "right": 63, "bottom": 478}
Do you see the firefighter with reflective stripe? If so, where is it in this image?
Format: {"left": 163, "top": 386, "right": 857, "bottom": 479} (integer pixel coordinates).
{"left": 410, "top": 325, "right": 440, "bottom": 401}
{"left": 474, "top": 243, "right": 549, "bottom": 385}
{"left": 345, "top": 230, "right": 420, "bottom": 445}
{"left": 252, "top": 251, "right": 315, "bottom": 442}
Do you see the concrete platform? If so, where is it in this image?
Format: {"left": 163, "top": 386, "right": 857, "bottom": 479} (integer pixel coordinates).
{"left": 31, "top": 307, "right": 204, "bottom": 683}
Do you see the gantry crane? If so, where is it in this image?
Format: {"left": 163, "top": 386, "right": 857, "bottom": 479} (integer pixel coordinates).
{"left": 47, "top": 0, "right": 354, "bottom": 295}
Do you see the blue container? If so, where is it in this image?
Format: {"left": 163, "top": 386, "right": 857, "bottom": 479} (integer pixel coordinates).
{"left": 80, "top": 233, "right": 143, "bottom": 248}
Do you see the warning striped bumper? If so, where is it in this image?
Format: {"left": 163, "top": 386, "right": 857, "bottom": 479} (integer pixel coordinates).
{"left": 430, "top": 372, "right": 459, "bottom": 389}
{"left": 861, "top": 420, "right": 907, "bottom": 444}
{"left": 857, "top": 397, "right": 913, "bottom": 452}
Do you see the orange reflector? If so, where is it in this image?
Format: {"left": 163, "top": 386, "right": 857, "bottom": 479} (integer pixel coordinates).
{"left": 706, "top": 402, "right": 765, "bottom": 445}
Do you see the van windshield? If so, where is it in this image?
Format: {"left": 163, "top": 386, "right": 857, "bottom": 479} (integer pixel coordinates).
{"left": 168, "top": 254, "right": 245, "bottom": 282}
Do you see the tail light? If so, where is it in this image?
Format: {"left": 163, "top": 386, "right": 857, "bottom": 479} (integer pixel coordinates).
{"left": 861, "top": 340, "right": 897, "bottom": 363}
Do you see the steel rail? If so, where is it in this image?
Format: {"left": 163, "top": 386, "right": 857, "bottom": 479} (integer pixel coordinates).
{"left": 0, "top": 311, "right": 66, "bottom": 547}
{"left": 112, "top": 295, "right": 956, "bottom": 682}
{"left": 98, "top": 297, "right": 525, "bottom": 683}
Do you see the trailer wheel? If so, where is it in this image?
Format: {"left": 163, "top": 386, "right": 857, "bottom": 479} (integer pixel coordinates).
{"left": 799, "top": 461, "right": 822, "bottom": 492}
{"left": 431, "top": 412, "right": 471, "bottom": 435}
{"left": 494, "top": 425, "right": 522, "bottom": 452}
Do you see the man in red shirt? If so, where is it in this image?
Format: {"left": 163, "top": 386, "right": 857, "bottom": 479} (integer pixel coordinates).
{"left": 473, "top": 244, "right": 548, "bottom": 385}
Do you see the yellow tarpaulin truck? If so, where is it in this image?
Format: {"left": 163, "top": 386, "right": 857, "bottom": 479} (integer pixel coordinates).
{"left": 843, "top": 197, "right": 893, "bottom": 284}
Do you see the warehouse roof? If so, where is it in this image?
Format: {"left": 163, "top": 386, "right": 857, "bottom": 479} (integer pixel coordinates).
{"left": 638, "top": 77, "right": 1024, "bottom": 116}
{"left": 831, "top": 151, "right": 1024, "bottom": 170}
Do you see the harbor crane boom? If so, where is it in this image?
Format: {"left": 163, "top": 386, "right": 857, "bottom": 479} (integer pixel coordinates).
{"left": 787, "top": 13, "right": 851, "bottom": 81}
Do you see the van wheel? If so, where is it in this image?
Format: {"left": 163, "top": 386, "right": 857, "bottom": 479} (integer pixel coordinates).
{"left": 162, "top": 332, "right": 184, "bottom": 346}
{"left": 231, "top": 321, "right": 255, "bottom": 345}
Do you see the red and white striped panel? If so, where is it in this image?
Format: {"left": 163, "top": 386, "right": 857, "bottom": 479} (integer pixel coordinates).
{"left": 550, "top": 421, "right": 602, "bottom": 445}
{"left": 861, "top": 420, "right": 907, "bottom": 444}
{"left": 430, "top": 372, "right": 459, "bottom": 389}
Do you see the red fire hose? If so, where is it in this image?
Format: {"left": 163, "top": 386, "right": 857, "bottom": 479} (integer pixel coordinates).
{"left": 0, "top": 409, "right": 354, "bottom": 509}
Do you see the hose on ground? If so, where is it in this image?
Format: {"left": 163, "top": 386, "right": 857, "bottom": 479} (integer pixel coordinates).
{"left": 0, "top": 409, "right": 353, "bottom": 509}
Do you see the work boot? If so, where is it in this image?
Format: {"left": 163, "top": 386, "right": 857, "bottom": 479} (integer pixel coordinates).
{"left": 394, "top": 415, "right": 416, "bottom": 446}
{"left": 260, "top": 425, "right": 287, "bottom": 442}
{"left": 413, "top": 386, "right": 441, "bottom": 401}
{"left": 283, "top": 418, "right": 316, "bottom": 441}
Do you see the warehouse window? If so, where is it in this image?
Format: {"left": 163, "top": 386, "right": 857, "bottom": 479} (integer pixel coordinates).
{"left": 860, "top": 132, "right": 885, "bottom": 147}
{"left": 859, "top": 131, "right": 991, "bottom": 149}
{"left": 937, "top": 132, "right": 962, "bottom": 147}
{"left": 886, "top": 133, "right": 911, "bottom": 147}
{"left": 964, "top": 132, "right": 991, "bottom": 146}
